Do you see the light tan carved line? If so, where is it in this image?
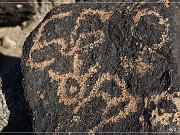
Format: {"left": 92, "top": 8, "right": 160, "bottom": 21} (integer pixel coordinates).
{"left": 127, "top": 0, "right": 147, "bottom": 12}
{"left": 83, "top": 74, "right": 139, "bottom": 133}
{"left": 48, "top": 62, "right": 101, "bottom": 106}
{"left": 27, "top": 29, "right": 105, "bottom": 69}
{"left": 69, "top": 8, "right": 113, "bottom": 46}
{"left": 73, "top": 73, "right": 128, "bottom": 114}
{"left": 127, "top": 1, "right": 170, "bottom": 62}
{"left": 49, "top": 68, "right": 139, "bottom": 132}
{"left": 27, "top": 9, "right": 112, "bottom": 69}
{"left": 89, "top": 96, "right": 139, "bottom": 133}
{"left": 54, "top": 9, "right": 112, "bottom": 106}
{"left": 32, "top": 30, "right": 104, "bottom": 56}
{"left": 123, "top": 3, "right": 169, "bottom": 76}
{"left": 131, "top": 8, "right": 169, "bottom": 50}
{"left": 121, "top": 54, "right": 153, "bottom": 75}
{"left": 41, "top": 8, "right": 139, "bottom": 132}
{"left": 36, "top": 8, "right": 112, "bottom": 106}
{"left": 60, "top": 30, "right": 105, "bottom": 57}
{"left": 145, "top": 91, "right": 180, "bottom": 126}
{"left": 26, "top": 12, "right": 71, "bottom": 69}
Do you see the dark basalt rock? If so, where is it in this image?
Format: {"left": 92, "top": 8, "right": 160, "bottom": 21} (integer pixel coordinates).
{"left": 22, "top": 0, "right": 179, "bottom": 133}
{"left": 0, "top": 0, "right": 35, "bottom": 27}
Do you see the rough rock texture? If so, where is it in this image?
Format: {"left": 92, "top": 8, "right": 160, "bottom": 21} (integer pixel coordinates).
{"left": 0, "top": 78, "right": 10, "bottom": 131}
{"left": 22, "top": 0, "right": 179, "bottom": 133}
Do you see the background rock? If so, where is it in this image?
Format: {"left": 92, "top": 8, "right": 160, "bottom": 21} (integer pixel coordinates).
{"left": 0, "top": 0, "right": 36, "bottom": 27}
{"left": 22, "top": 1, "right": 179, "bottom": 133}
{"left": 0, "top": 78, "right": 9, "bottom": 132}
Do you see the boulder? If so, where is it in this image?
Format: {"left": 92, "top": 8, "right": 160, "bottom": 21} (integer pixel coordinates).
{"left": 0, "top": 0, "right": 36, "bottom": 27}
{"left": 22, "top": 0, "right": 179, "bottom": 133}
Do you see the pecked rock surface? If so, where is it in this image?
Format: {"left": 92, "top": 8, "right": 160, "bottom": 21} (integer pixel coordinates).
{"left": 22, "top": 0, "right": 179, "bottom": 133}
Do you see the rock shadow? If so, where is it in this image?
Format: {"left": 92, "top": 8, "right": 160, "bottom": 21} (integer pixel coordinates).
{"left": 0, "top": 54, "right": 33, "bottom": 134}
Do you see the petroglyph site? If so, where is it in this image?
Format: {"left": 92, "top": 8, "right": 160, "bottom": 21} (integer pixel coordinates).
{"left": 0, "top": 0, "right": 179, "bottom": 134}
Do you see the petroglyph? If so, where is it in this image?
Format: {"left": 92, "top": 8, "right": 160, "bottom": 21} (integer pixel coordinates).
{"left": 129, "top": 3, "right": 170, "bottom": 51}
{"left": 145, "top": 91, "right": 180, "bottom": 126}
{"left": 121, "top": 53, "right": 152, "bottom": 75}
{"left": 23, "top": 0, "right": 176, "bottom": 133}
{"left": 25, "top": 7, "right": 140, "bottom": 132}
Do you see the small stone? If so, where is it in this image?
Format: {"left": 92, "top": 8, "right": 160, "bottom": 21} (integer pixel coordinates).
{"left": 16, "top": 4, "right": 23, "bottom": 9}
{"left": 1, "top": 36, "right": 16, "bottom": 49}
{"left": 22, "top": 21, "right": 28, "bottom": 28}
